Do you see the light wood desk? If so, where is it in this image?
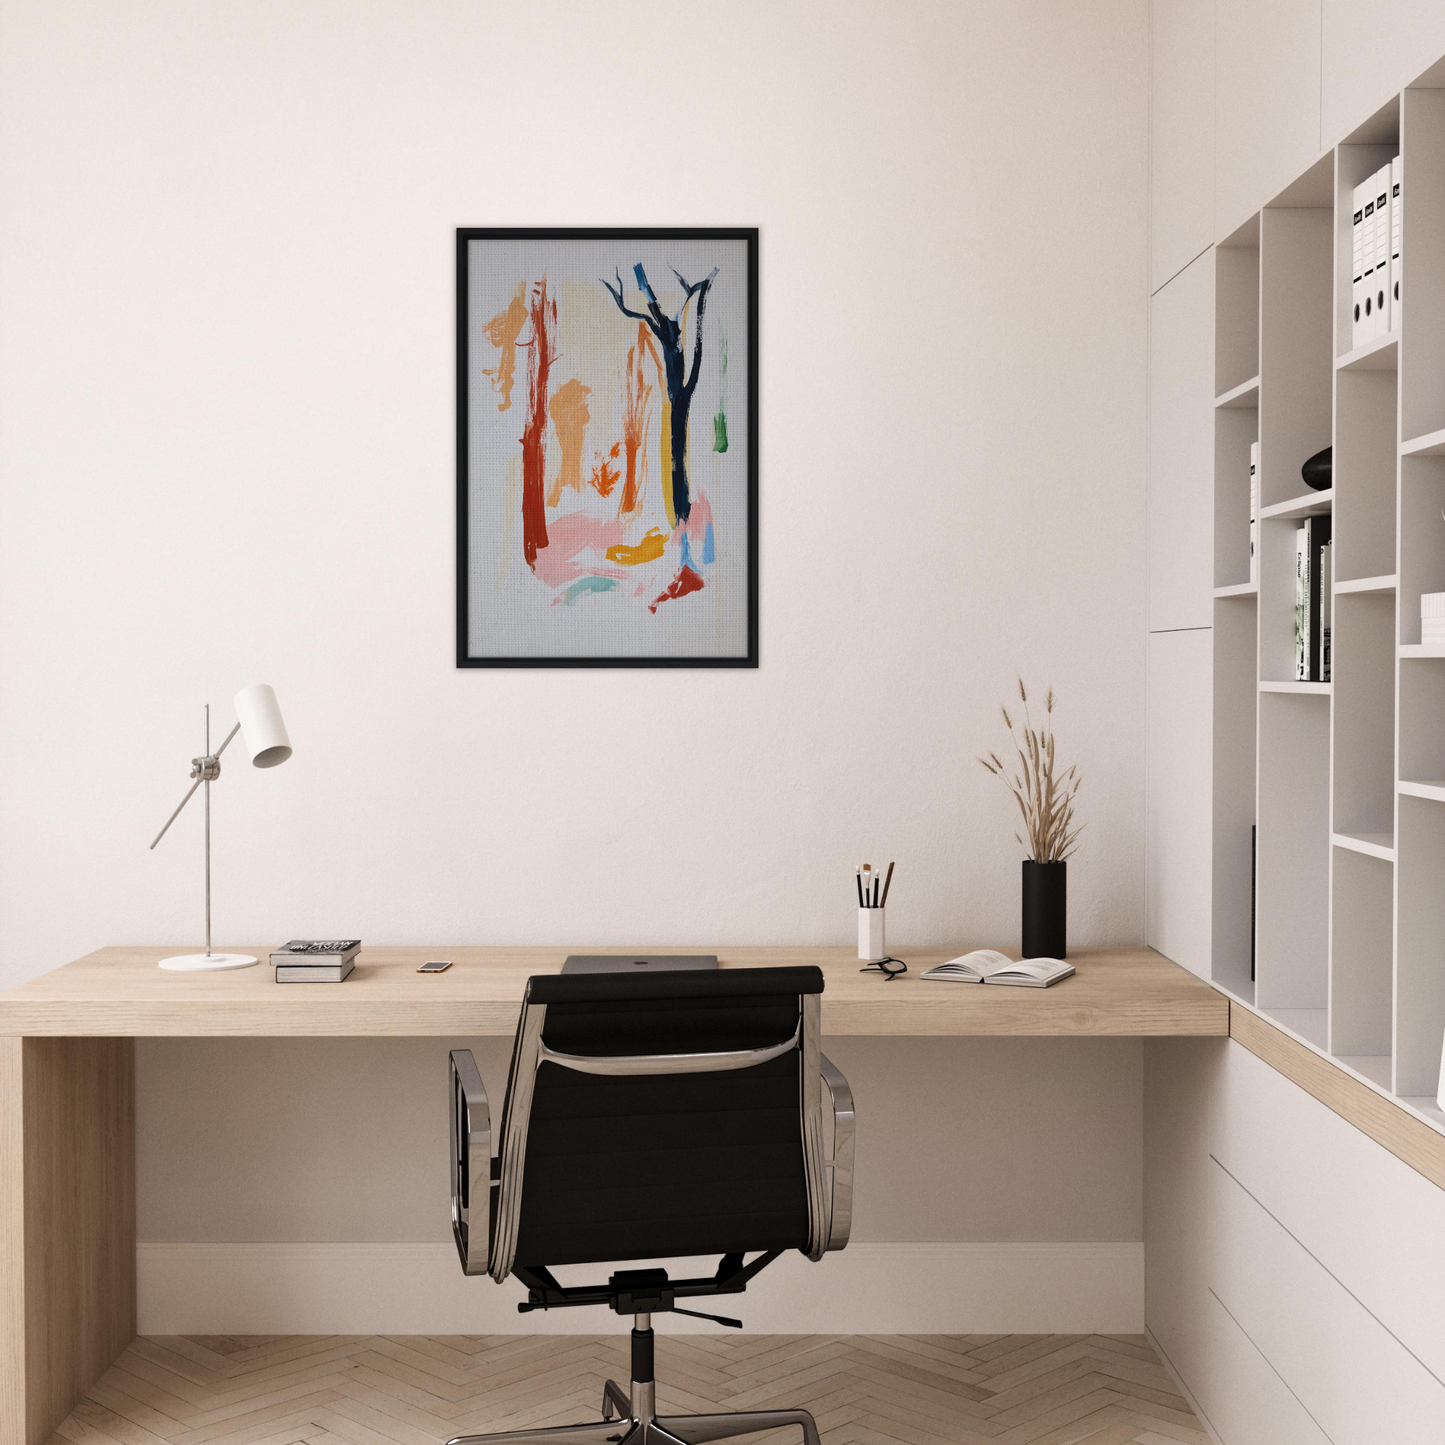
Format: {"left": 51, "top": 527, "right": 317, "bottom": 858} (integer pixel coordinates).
{"left": 0, "top": 944, "right": 1224, "bottom": 1445}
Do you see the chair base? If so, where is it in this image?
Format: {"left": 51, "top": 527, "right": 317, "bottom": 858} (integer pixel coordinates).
{"left": 446, "top": 1380, "right": 821, "bottom": 1445}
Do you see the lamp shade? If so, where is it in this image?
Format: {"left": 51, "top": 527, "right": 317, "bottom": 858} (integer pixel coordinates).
{"left": 233, "top": 684, "right": 292, "bottom": 768}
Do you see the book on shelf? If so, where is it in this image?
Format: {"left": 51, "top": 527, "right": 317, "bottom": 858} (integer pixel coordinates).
{"left": 1293, "top": 518, "right": 1332, "bottom": 682}
{"left": 1295, "top": 526, "right": 1308, "bottom": 679}
{"left": 276, "top": 958, "right": 355, "bottom": 983}
{"left": 1320, "top": 538, "right": 1332, "bottom": 682}
{"left": 920, "top": 950, "right": 1074, "bottom": 988}
{"left": 1249, "top": 441, "right": 1259, "bottom": 584}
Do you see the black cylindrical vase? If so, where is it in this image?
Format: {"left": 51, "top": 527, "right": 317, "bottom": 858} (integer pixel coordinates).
{"left": 1022, "top": 860, "right": 1067, "bottom": 958}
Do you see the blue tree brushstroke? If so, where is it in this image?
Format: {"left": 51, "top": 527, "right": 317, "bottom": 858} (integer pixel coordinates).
{"left": 601, "top": 263, "right": 718, "bottom": 524}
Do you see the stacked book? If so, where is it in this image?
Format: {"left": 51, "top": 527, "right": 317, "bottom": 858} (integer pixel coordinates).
{"left": 270, "top": 939, "right": 361, "bottom": 982}
{"left": 1294, "top": 517, "right": 1332, "bottom": 682}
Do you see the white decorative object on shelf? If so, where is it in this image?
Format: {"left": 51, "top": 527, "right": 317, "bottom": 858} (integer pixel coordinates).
{"left": 1421, "top": 591, "right": 1445, "bottom": 644}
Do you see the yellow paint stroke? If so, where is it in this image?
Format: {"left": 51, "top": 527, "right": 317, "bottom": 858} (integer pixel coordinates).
{"left": 481, "top": 283, "right": 526, "bottom": 411}
{"left": 619, "top": 323, "right": 656, "bottom": 517}
{"left": 605, "top": 526, "right": 667, "bottom": 567}
{"left": 658, "top": 394, "right": 675, "bottom": 529}
{"left": 545, "top": 378, "right": 591, "bottom": 506}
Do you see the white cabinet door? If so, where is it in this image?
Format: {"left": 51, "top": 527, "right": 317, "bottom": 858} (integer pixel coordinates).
{"left": 1151, "top": 0, "right": 1215, "bottom": 292}
{"left": 1215, "top": 0, "right": 1323, "bottom": 237}
{"left": 1149, "top": 251, "right": 1215, "bottom": 632}
{"left": 1147, "top": 628, "right": 1213, "bottom": 978}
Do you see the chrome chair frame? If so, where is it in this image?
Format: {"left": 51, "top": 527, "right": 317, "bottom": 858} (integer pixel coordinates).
{"left": 446, "top": 985, "right": 854, "bottom": 1445}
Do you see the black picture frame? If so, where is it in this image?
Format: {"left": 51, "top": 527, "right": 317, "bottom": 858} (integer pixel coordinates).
{"left": 456, "top": 227, "right": 758, "bottom": 668}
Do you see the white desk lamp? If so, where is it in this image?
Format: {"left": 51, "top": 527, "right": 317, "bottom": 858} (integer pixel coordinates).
{"left": 149, "top": 684, "right": 292, "bottom": 972}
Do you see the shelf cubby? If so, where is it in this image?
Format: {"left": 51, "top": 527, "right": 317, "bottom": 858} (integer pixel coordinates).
{"left": 1332, "top": 591, "right": 1396, "bottom": 837}
{"left": 1396, "top": 795, "right": 1445, "bottom": 1097}
{"left": 1398, "top": 454, "right": 1445, "bottom": 644}
{"left": 1259, "top": 188, "right": 1332, "bottom": 511}
{"left": 1255, "top": 692, "right": 1330, "bottom": 1017}
{"left": 1399, "top": 653, "right": 1445, "bottom": 786}
{"left": 1401, "top": 86, "right": 1445, "bottom": 444}
{"left": 1215, "top": 216, "right": 1260, "bottom": 398}
{"left": 1214, "top": 403, "right": 1257, "bottom": 589}
{"left": 1329, "top": 847, "right": 1393, "bottom": 1067}
{"left": 1334, "top": 370, "right": 1397, "bottom": 581}
{"left": 1211, "top": 593, "right": 1259, "bottom": 1003}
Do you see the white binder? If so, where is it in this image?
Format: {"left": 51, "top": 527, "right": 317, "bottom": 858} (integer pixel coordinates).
{"left": 1352, "top": 179, "right": 1369, "bottom": 349}
{"left": 1249, "top": 441, "right": 1259, "bottom": 587}
{"left": 1391, "top": 154, "right": 1402, "bottom": 333}
{"left": 1373, "top": 165, "right": 1391, "bottom": 341}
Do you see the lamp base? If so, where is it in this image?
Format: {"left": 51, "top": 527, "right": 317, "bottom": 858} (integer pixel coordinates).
{"left": 158, "top": 952, "right": 258, "bottom": 972}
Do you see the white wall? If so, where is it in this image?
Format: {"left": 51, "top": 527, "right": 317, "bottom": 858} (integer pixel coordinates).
{"left": 0, "top": 0, "right": 1149, "bottom": 979}
{"left": 0, "top": 0, "right": 1152, "bottom": 1321}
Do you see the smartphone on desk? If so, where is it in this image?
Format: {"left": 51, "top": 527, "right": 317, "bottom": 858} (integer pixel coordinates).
{"left": 417, "top": 959, "right": 452, "bottom": 973}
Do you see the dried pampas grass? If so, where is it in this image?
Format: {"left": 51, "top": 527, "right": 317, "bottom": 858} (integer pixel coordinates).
{"left": 979, "top": 678, "right": 1083, "bottom": 863}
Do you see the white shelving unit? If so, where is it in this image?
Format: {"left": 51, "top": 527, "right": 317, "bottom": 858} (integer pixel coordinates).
{"left": 1212, "top": 81, "right": 1445, "bottom": 1133}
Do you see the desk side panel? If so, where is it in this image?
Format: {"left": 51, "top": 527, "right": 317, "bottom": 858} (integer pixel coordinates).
{"left": 1, "top": 1040, "right": 23, "bottom": 1445}
{"left": 19, "top": 1038, "right": 135, "bottom": 1445}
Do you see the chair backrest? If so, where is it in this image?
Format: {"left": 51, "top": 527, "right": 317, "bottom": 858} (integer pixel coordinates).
{"left": 488, "top": 966, "right": 827, "bottom": 1281}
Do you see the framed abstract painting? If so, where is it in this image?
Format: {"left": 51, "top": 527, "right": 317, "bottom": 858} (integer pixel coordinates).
{"left": 456, "top": 227, "right": 758, "bottom": 667}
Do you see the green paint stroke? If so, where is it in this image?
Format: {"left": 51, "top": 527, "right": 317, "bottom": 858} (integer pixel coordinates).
{"left": 713, "top": 330, "right": 728, "bottom": 452}
{"left": 560, "top": 575, "right": 620, "bottom": 606}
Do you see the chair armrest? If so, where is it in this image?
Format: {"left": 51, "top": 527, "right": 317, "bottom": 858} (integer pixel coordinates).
{"left": 449, "top": 1049, "right": 492, "bottom": 1276}
{"left": 819, "top": 1052, "right": 855, "bottom": 1251}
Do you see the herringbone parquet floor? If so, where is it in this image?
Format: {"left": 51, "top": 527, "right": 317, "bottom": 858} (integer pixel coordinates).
{"left": 49, "top": 1334, "right": 1210, "bottom": 1445}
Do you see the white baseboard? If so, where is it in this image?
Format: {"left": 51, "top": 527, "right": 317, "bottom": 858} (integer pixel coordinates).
{"left": 137, "top": 1241, "right": 1143, "bottom": 1336}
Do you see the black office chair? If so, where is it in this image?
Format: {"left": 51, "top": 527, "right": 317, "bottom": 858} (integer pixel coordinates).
{"left": 446, "top": 965, "right": 855, "bottom": 1445}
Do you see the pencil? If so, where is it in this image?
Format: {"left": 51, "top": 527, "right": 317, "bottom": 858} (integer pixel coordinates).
{"left": 880, "top": 860, "right": 895, "bottom": 907}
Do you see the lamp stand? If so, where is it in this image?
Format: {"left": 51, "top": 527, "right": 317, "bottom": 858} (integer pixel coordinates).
{"left": 154, "top": 704, "right": 258, "bottom": 972}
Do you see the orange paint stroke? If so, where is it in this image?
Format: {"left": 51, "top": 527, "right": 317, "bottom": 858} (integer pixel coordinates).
{"left": 481, "top": 284, "right": 527, "bottom": 411}
{"left": 519, "top": 278, "right": 555, "bottom": 567}
{"left": 620, "top": 324, "right": 661, "bottom": 516}
{"left": 546, "top": 379, "right": 591, "bottom": 506}
{"left": 588, "top": 441, "right": 621, "bottom": 498}
{"left": 648, "top": 564, "right": 705, "bottom": 614}
{"left": 605, "top": 526, "right": 667, "bottom": 567}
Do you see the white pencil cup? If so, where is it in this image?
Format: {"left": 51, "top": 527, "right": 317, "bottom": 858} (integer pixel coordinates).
{"left": 858, "top": 907, "right": 886, "bottom": 962}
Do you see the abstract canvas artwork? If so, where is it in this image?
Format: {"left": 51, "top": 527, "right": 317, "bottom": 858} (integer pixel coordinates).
{"left": 456, "top": 228, "right": 757, "bottom": 667}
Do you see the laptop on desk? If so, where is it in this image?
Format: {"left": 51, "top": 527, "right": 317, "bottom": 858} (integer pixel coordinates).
{"left": 561, "top": 954, "right": 719, "bottom": 974}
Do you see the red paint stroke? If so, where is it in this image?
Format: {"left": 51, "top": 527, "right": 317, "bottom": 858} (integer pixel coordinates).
{"left": 519, "top": 278, "right": 556, "bottom": 568}
{"left": 588, "top": 441, "right": 622, "bottom": 498}
{"left": 648, "top": 565, "right": 705, "bottom": 614}
{"left": 531, "top": 511, "right": 630, "bottom": 589}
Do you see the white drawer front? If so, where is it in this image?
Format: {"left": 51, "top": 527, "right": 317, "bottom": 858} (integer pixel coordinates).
{"left": 1213, "top": 1038, "right": 1445, "bottom": 1380}
{"left": 1210, "top": 1157, "right": 1445, "bottom": 1444}
{"left": 1196, "top": 1288, "right": 1330, "bottom": 1445}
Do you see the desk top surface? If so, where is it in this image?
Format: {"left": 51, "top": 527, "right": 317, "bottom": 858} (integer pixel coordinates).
{"left": 0, "top": 944, "right": 1227, "bottom": 1037}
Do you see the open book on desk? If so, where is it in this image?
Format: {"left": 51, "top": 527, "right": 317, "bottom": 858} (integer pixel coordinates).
{"left": 920, "top": 950, "right": 1075, "bottom": 988}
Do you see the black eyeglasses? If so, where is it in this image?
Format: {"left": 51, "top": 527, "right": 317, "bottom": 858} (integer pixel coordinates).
{"left": 859, "top": 956, "right": 908, "bottom": 981}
